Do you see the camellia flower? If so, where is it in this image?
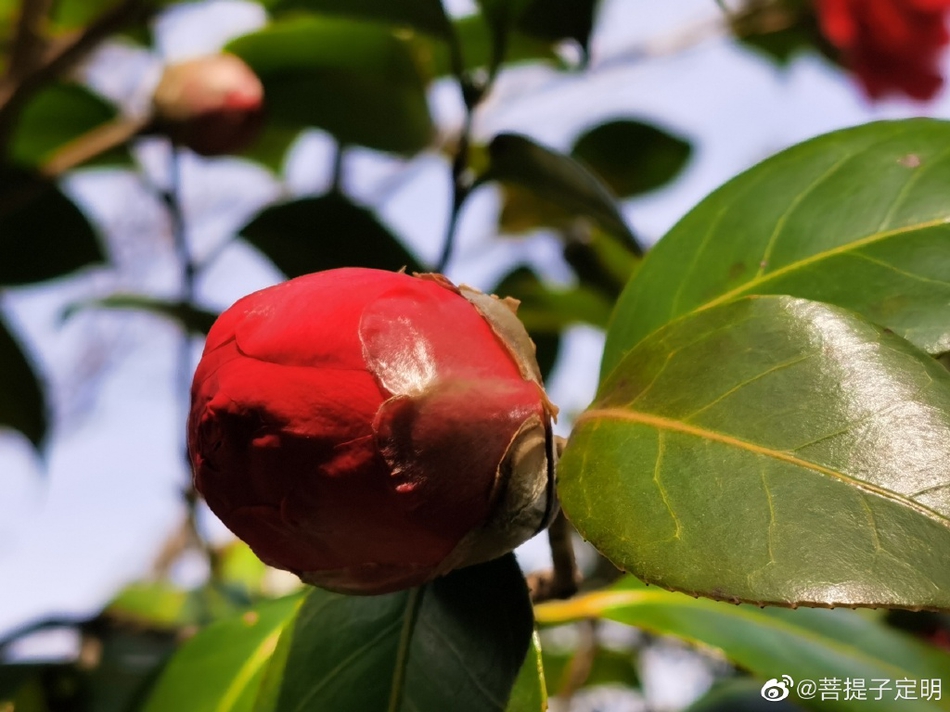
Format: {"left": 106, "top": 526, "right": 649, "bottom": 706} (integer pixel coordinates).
{"left": 815, "top": 0, "right": 950, "bottom": 100}
{"left": 152, "top": 54, "right": 264, "bottom": 156}
{"left": 188, "top": 269, "right": 558, "bottom": 595}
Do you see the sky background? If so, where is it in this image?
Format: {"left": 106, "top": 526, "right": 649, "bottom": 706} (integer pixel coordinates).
{"left": 2, "top": 0, "right": 950, "bottom": 708}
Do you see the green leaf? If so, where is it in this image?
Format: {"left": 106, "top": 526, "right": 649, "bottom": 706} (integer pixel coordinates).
{"left": 507, "top": 631, "right": 547, "bottom": 712}
{"left": 540, "top": 577, "right": 950, "bottom": 711}
{"left": 603, "top": 119, "right": 950, "bottom": 380}
{"left": 239, "top": 122, "right": 301, "bottom": 174}
{"left": 516, "top": 0, "right": 599, "bottom": 60}
{"left": 426, "top": 15, "right": 560, "bottom": 78}
{"left": 482, "top": 134, "right": 639, "bottom": 252}
{"left": 256, "top": 555, "right": 534, "bottom": 712}
{"left": 541, "top": 641, "right": 639, "bottom": 697}
{"left": 9, "top": 83, "right": 129, "bottom": 168}
{"left": 62, "top": 295, "right": 218, "bottom": 334}
{"left": 241, "top": 192, "right": 423, "bottom": 277}
{"left": 140, "top": 595, "right": 303, "bottom": 712}
{"left": 0, "top": 169, "right": 104, "bottom": 286}
{"left": 571, "top": 119, "right": 692, "bottom": 198}
{"left": 495, "top": 267, "right": 613, "bottom": 333}
{"left": 537, "top": 577, "right": 950, "bottom": 711}
{"left": 269, "top": 0, "right": 453, "bottom": 39}
{"left": 561, "top": 295, "right": 950, "bottom": 609}
{"left": 51, "top": 0, "right": 125, "bottom": 29}
{"left": 227, "top": 16, "right": 433, "bottom": 155}
{"left": 475, "top": 0, "right": 534, "bottom": 74}
{"left": 0, "top": 316, "right": 46, "bottom": 449}
{"left": 107, "top": 582, "right": 198, "bottom": 629}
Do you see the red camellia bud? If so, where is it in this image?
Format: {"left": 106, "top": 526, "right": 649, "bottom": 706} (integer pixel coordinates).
{"left": 188, "top": 269, "right": 558, "bottom": 595}
{"left": 153, "top": 54, "right": 264, "bottom": 156}
{"left": 815, "top": 0, "right": 950, "bottom": 100}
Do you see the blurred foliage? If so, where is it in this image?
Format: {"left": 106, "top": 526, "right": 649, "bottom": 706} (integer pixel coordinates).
{"left": 2, "top": 2, "right": 949, "bottom": 712}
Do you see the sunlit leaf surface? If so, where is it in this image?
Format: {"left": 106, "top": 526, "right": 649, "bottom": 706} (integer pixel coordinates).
{"left": 562, "top": 296, "right": 950, "bottom": 608}
{"left": 537, "top": 577, "right": 950, "bottom": 712}
{"left": 603, "top": 119, "right": 950, "bottom": 379}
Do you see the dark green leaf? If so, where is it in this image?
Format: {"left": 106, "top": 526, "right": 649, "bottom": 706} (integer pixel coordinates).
{"left": 140, "top": 595, "right": 303, "bottom": 712}
{"left": 227, "top": 16, "right": 433, "bottom": 155}
{"left": 483, "top": 134, "right": 639, "bottom": 251}
{"left": 571, "top": 119, "right": 692, "bottom": 198}
{"left": 0, "top": 316, "right": 46, "bottom": 449}
{"left": 426, "top": 14, "right": 560, "bottom": 78}
{"left": 516, "top": 0, "right": 599, "bottom": 60}
{"left": 269, "top": 0, "right": 453, "bottom": 39}
{"left": 562, "top": 295, "right": 950, "bottom": 609}
{"left": 537, "top": 577, "right": 950, "bottom": 712}
{"left": 0, "top": 169, "right": 103, "bottom": 286}
{"left": 603, "top": 119, "right": 950, "bottom": 379}
{"left": 495, "top": 267, "right": 613, "bottom": 332}
{"left": 475, "top": 0, "right": 534, "bottom": 74}
{"left": 507, "top": 631, "right": 547, "bottom": 712}
{"left": 62, "top": 295, "right": 218, "bottom": 334}
{"left": 562, "top": 229, "right": 642, "bottom": 299}
{"left": 257, "top": 555, "right": 534, "bottom": 712}
{"left": 241, "top": 192, "right": 422, "bottom": 277}
{"left": 10, "top": 83, "right": 130, "bottom": 168}
{"left": 239, "top": 122, "right": 301, "bottom": 174}
{"left": 52, "top": 0, "right": 124, "bottom": 29}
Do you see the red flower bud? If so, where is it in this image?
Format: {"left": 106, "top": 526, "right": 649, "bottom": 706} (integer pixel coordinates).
{"left": 188, "top": 269, "right": 558, "bottom": 594}
{"left": 816, "top": 0, "right": 950, "bottom": 100}
{"left": 153, "top": 54, "right": 264, "bottom": 156}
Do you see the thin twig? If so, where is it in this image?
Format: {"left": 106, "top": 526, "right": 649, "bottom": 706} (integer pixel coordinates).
{"left": 330, "top": 140, "right": 345, "bottom": 194}
{"left": 41, "top": 115, "right": 151, "bottom": 177}
{"left": 6, "top": 0, "right": 54, "bottom": 82}
{"left": 156, "top": 145, "right": 219, "bottom": 580}
{"left": 436, "top": 107, "right": 474, "bottom": 273}
{"left": 529, "top": 510, "right": 580, "bottom": 603}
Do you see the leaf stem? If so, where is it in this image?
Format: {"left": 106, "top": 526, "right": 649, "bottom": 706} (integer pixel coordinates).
{"left": 387, "top": 586, "right": 426, "bottom": 712}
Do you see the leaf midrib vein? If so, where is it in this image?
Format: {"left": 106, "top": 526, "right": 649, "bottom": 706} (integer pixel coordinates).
{"left": 577, "top": 408, "right": 950, "bottom": 527}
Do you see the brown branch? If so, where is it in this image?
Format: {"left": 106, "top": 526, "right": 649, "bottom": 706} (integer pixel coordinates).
{"left": 528, "top": 510, "right": 580, "bottom": 603}
{"left": 40, "top": 114, "right": 152, "bottom": 177}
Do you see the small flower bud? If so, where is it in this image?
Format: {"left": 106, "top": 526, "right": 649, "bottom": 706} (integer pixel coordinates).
{"left": 153, "top": 54, "right": 264, "bottom": 156}
{"left": 188, "top": 268, "right": 558, "bottom": 594}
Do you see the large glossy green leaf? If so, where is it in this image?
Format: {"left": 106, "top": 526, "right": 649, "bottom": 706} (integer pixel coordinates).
{"left": 269, "top": 0, "right": 452, "bottom": 39}
{"left": 536, "top": 577, "right": 950, "bottom": 712}
{"left": 603, "top": 119, "right": 950, "bottom": 380}
{"left": 140, "top": 595, "right": 303, "bottom": 712}
{"left": 571, "top": 119, "right": 692, "bottom": 198}
{"left": 227, "top": 17, "right": 433, "bottom": 155}
{"left": 561, "top": 295, "right": 950, "bottom": 609}
{"left": 9, "top": 83, "right": 129, "bottom": 168}
{"left": 256, "top": 555, "right": 533, "bottom": 712}
{"left": 482, "top": 134, "right": 639, "bottom": 251}
{"left": 0, "top": 316, "right": 46, "bottom": 449}
{"left": 241, "top": 192, "right": 422, "bottom": 277}
{"left": 0, "top": 170, "right": 103, "bottom": 286}
{"left": 506, "top": 631, "right": 547, "bottom": 712}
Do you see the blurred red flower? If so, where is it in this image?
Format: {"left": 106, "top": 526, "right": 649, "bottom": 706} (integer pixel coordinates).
{"left": 816, "top": 0, "right": 950, "bottom": 100}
